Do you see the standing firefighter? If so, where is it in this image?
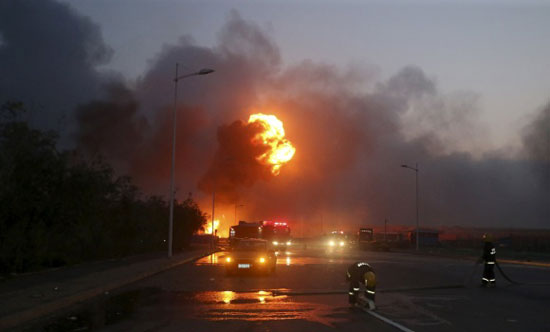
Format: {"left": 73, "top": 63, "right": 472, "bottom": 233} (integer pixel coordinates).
{"left": 479, "top": 233, "right": 496, "bottom": 287}
{"left": 346, "top": 262, "right": 376, "bottom": 310}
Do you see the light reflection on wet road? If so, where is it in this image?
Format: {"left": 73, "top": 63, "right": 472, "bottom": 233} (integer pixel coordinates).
{"left": 193, "top": 290, "right": 285, "bottom": 305}
{"left": 190, "top": 290, "right": 344, "bottom": 325}
{"left": 195, "top": 250, "right": 361, "bottom": 266}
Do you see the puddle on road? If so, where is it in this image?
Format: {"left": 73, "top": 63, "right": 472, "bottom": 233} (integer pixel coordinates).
{"left": 192, "top": 290, "right": 345, "bottom": 325}
{"left": 35, "top": 287, "right": 347, "bottom": 330}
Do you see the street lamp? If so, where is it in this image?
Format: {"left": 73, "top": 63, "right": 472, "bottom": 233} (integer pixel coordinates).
{"left": 168, "top": 63, "right": 214, "bottom": 258}
{"left": 401, "top": 163, "right": 419, "bottom": 251}
{"left": 235, "top": 204, "right": 244, "bottom": 224}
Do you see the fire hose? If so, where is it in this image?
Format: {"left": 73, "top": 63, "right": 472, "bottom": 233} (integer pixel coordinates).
{"left": 464, "top": 260, "right": 550, "bottom": 286}
{"left": 495, "top": 261, "right": 523, "bottom": 285}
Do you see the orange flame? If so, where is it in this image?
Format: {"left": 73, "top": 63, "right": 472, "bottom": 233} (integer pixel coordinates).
{"left": 203, "top": 219, "right": 219, "bottom": 235}
{"left": 248, "top": 113, "right": 296, "bottom": 175}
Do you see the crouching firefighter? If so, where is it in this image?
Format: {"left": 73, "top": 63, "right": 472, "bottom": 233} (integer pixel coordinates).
{"left": 346, "top": 262, "right": 376, "bottom": 310}
{"left": 478, "top": 233, "right": 496, "bottom": 287}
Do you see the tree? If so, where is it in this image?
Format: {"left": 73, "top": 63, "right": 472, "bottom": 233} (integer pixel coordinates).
{"left": 0, "top": 102, "right": 207, "bottom": 273}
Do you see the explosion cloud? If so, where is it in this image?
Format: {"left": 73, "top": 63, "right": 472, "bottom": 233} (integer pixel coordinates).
{"left": 197, "top": 113, "right": 295, "bottom": 203}
{"left": 248, "top": 113, "right": 296, "bottom": 175}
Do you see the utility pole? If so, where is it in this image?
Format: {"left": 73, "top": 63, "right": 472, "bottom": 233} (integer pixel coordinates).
{"left": 384, "top": 218, "right": 388, "bottom": 243}
{"left": 415, "top": 163, "right": 419, "bottom": 250}
{"left": 211, "top": 190, "right": 215, "bottom": 250}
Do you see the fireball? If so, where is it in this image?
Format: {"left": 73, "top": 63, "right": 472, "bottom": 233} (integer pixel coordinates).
{"left": 248, "top": 113, "right": 296, "bottom": 175}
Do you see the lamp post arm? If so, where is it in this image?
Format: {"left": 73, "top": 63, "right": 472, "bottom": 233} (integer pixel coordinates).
{"left": 176, "top": 68, "right": 215, "bottom": 81}
{"left": 175, "top": 72, "right": 198, "bottom": 81}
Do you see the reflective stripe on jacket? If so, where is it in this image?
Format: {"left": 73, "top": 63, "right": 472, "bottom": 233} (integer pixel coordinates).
{"left": 483, "top": 242, "right": 496, "bottom": 263}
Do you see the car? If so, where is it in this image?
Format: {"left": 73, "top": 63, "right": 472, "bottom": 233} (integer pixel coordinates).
{"left": 326, "top": 231, "right": 350, "bottom": 249}
{"left": 224, "top": 239, "right": 277, "bottom": 275}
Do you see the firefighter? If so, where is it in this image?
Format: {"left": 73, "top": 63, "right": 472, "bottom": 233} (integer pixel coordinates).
{"left": 478, "top": 233, "right": 496, "bottom": 287}
{"left": 346, "top": 262, "right": 376, "bottom": 310}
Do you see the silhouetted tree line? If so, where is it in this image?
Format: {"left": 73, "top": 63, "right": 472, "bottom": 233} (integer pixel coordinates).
{"left": 0, "top": 102, "right": 207, "bottom": 274}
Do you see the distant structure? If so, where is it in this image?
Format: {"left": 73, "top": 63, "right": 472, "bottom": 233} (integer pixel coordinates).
{"left": 408, "top": 229, "right": 440, "bottom": 247}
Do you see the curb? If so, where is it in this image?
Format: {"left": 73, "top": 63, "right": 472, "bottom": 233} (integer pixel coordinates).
{"left": 0, "top": 250, "right": 216, "bottom": 330}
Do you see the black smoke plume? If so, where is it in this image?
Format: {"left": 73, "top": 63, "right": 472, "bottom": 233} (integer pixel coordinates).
{"left": 4, "top": 3, "right": 547, "bottom": 231}
{"left": 0, "top": 0, "right": 112, "bottom": 135}
{"left": 197, "top": 119, "right": 273, "bottom": 202}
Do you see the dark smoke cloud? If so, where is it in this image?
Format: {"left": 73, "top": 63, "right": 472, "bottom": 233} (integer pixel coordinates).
{"left": 197, "top": 120, "right": 272, "bottom": 202}
{"left": 16, "top": 3, "right": 543, "bottom": 230}
{"left": 522, "top": 102, "right": 550, "bottom": 191}
{"left": 523, "top": 102, "right": 550, "bottom": 163}
{"left": 0, "top": 0, "right": 112, "bottom": 133}
{"left": 74, "top": 83, "right": 148, "bottom": 170}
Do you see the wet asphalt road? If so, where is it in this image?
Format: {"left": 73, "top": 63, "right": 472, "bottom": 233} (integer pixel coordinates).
{"left": 37, "top": 247, "right": 550, "bottom": 331}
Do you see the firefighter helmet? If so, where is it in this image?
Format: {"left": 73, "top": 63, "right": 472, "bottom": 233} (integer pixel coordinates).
{"left": 482, "top": 233, "right": 493, "bottom": 242}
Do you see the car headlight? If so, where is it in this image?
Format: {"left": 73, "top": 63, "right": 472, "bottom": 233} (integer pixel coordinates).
{"left": 226, "top": 257, "right": 232, "bottom": 263}
{"left": 339, "top": 241, "right": 345, "bottom": 247}
{"left": 273, "top": 241, "right": 279, "bottom": 246}
{"left": 259, "top": 257, "right": 266, "bottom": 263}
{"left": 286, "top": 241, "right": 291, "bottom": 246}
{"left": 329, "top": 241, "right": 335, "bottom": 247}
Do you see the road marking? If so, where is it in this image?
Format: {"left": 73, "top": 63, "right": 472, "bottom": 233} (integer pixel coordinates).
{"left": 361, "top": 307, "right": 415, "bottom": 332}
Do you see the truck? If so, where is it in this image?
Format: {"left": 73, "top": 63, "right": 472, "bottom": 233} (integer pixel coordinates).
{"left": 358, "top": 228, "right": 374, "bottom": 249}
{"left": 325, "top": 230, "right": 351, "bottom": 249}
{"left": 229, "top": 221, "right": 263, "bottom": 247}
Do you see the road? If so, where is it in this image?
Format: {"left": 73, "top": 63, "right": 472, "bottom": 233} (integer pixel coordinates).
{"left": 33, "top": 246, "right": 550, "bottom": 331}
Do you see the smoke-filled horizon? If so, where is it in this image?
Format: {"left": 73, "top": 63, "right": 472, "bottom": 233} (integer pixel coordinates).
{"left": 1, "top": 2, "right": 548, "bottom": 232}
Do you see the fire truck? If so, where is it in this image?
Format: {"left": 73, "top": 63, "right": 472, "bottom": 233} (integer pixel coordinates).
{"left": 229, "top": 220, "right": 292, "bottom": 249}
{"left": 261, "top": 221, "right": 292, "bottom": 249}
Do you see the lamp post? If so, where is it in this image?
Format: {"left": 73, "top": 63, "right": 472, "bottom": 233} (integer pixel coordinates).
{"left": 168, "top": 64, "right": 214, "bottom": 258}
{"left": 235, "top": 204, "right": 244, "bottom": 224}
{"left": 401, "top": 163, "right": 419, "bottom": 251}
